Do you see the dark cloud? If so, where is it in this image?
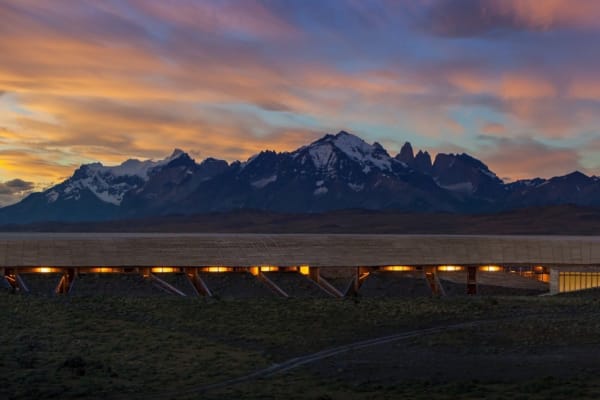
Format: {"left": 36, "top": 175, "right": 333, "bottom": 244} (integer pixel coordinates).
{"left": 0, "top": 179, "right": 35, "bottom": 195}
{"left": 0, "top": 179, "right": 36, "bottom": 207}
{"left": 422, "top": 0, "right": 519, "bottom": 37}
{"left": 420, "top": 0, "right": 600, "bottom": 37}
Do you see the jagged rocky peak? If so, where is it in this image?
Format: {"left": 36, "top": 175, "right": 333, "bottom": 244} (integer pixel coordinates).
{"left": 414, "top": 150, "right": 432, "bottom": 172}
{"left": 170, "top": 148, "right": 184, "bottom": 158}
{"left": 557, "top": 170, "right": 590, "bottom": 182}
{"left": 432, "top": 152, "right": 503, "bottom": 196}
{"left": 161, "top": 149, "right": 196, "bottom": 169}
{"left": 396, "top": 142, "right": 414, "bottom": 164}
{"left": 433, "top": 153, "right": 495, "bottom": 174}
{"left": 200, "top": 157, "right": 228, "bottom": 167}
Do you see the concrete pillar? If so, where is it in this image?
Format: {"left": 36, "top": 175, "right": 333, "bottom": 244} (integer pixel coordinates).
{"left": 549, "top": 268, "right": 560, "bottom": 295}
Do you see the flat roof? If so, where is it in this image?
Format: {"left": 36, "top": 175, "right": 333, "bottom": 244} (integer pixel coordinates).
{"left": 1, "top": 233, "right": 599, "bottom": 267}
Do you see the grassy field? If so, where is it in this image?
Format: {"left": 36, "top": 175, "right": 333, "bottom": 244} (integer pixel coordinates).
{"left": 2, "top": 292, "right": 600, "bottom": 399}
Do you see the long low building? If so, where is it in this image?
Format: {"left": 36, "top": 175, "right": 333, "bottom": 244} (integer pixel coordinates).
{"left": 0, "top": 233, "right": 599, "bottom": 296}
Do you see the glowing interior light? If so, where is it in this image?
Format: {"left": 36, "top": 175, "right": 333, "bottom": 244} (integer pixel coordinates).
{"left": 299, "top": 266, "right": 310, "bottom": 275}
{"left": 204, "top": 267, "right": 233, "bottom": 273}
{"left": 151, "top": 267, "right": 177, "bottom": 273}
{"left": 37, "top": 267, "right": 56, "bottom": 273}
{"left": 534, "top": 265, "right": 545, "bottom": 272}
{"left": 480, "top": 265, "right": 503, "bottom": 272}
{"left": 382, "top": 266, "right": 414, "bottom": 271}
{"left": 90, "top": 267, "right": 118, "bottom": 273}
{"left": 249, "top": 267, "right": 259, "bottom": 276}
{"left": 538, "top": 274, "right": 550, "bottom": 283}
{"left": 438, "top": 265, "right": 463, "bottom": 272}
{"left": 359, "top": 272, "right": 370, "bottom": 281}
{"left": 260, "top": 266, "right": 279, "bottom": 272}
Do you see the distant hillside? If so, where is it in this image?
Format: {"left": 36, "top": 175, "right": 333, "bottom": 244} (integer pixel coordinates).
{"left": 1, "top": 131, "right": 600, "bottom": 225}
{"left": 2, "top": 205, "right": 599, "bottom": 235}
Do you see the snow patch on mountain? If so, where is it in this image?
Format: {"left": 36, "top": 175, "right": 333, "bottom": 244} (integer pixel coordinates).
{"left": 46, "top": 190, "right": 59, "bottom": 203}
{"left": 251, "top": 175, "right": 277, "bottom": 188}
{"left": 49, "top": 150, "right": 189, "bottom": 206}
{"left": 348, "top": 183, "right": 364, "bottom": 192}
{"left": 314, "top": 186, "right": 328, "bottom": 196}
{"left": 85, "top": 149, "right": 186, "bottom": 180}
{"left": 63, "top": 175, "right": 135, "bottom": 205}
{"left": 440, "top": 181, "right": 474, "bottom": 193}
{"left": 331, "top": 132, "right": 392, "bottom": 171}
{"left": 479, "top": 167, "right": 500, "bottom": 180}
{"left": 309, "top": 143, "right": 337, "bottom": 171}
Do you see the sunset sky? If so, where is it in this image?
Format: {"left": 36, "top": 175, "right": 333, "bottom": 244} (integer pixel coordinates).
{"left": 1, "top": 0, "right": 600, "bottom": 205}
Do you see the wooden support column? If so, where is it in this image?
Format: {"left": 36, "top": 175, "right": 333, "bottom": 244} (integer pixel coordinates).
{"left": 258, "top": 272, "right": 288, "bottom": 298}
{"left": 467, "top": 266, "right": 477, "bottom": 295}
{"left": 424, "top": 266, "right": 443, "bottom": 296}
{"left": 353, "top": 267, "right": 360, "bottom": 294}
{"left": 185, "top": 267, "right": 212, "bottom": 296}
{"left": 15, "top": 274, "right": 29, "bottom": 293}
{"left": 149, "top": 273, "right": 187, "bottom": 296}
{"left": 307, "top": 267, "right": 344, "bottom": 298}
{"left": 4, "top": 268, "right": 17, "bottom": 290}
{"left": 55, "top": 268, "right": 74, "bottom": 294}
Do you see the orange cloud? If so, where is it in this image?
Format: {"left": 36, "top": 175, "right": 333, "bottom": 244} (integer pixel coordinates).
{"left": 448, "top": 71, "right": 556, "bottom": 99}
{"left": 447, "top": 71, "right": 490, "bottom": 94}
{"left": 482, "top": 122, "right": 506, "bottom": 134}
{"left": 499, "top": 74, "right": 556, "bottom": 99}
{"left": 567, "top": 79, "right": 600, "bottom": 101}
{"left": 480, "top": 137, "right": 583, "bottom": 180}
{"left": 0, "top": 149, "right": 75, "bottom": 184}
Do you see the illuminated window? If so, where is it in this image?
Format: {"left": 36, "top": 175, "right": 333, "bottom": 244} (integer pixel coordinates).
{"left": 90, "top": 267, "right": 120, "bottom": 273}
{"left": 438, "top": 265, "right": 463, "bottom": 272}
{"left": 36, "top": 267, "right": 60, "bottom": 273}
{"left": 559, "top": 272, "right": 600, "bottom": 293}
{"left": 203, "top": 267, "right": 233, "bottom": 273}
{"left": 151, "top": 267, "right": 178, "bottom": 273}
{"left": 382, "top": 266, "right": 414, "bottom": 271}
{"left": 479, "top": 265, "right": 503, "bottom": 272}
{"left": 259, "top": 266, "right": 279, "bottom": 272}
{"left": 299, "top": 266, "right": 310, "bottom": 275}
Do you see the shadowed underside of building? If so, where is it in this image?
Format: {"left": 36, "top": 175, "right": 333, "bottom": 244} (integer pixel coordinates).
{"left": 0, "top": 233, "right": 599, "bottom": 297}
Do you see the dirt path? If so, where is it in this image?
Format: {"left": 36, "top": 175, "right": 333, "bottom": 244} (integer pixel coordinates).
{"left": 154, "top": 319, "right": 491, "bottom": 398}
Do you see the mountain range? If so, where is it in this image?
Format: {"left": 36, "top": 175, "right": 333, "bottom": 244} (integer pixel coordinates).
{"left": 1, "top": 131, "right": 599, "bottom": 225}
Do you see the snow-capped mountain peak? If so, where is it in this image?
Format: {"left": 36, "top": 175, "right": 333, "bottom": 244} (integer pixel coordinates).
{"left": 45, "top": 150, "right": 194, "bottom": 206}
{"left": 299, "top": 131, "right": 393, "bottom": 173}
